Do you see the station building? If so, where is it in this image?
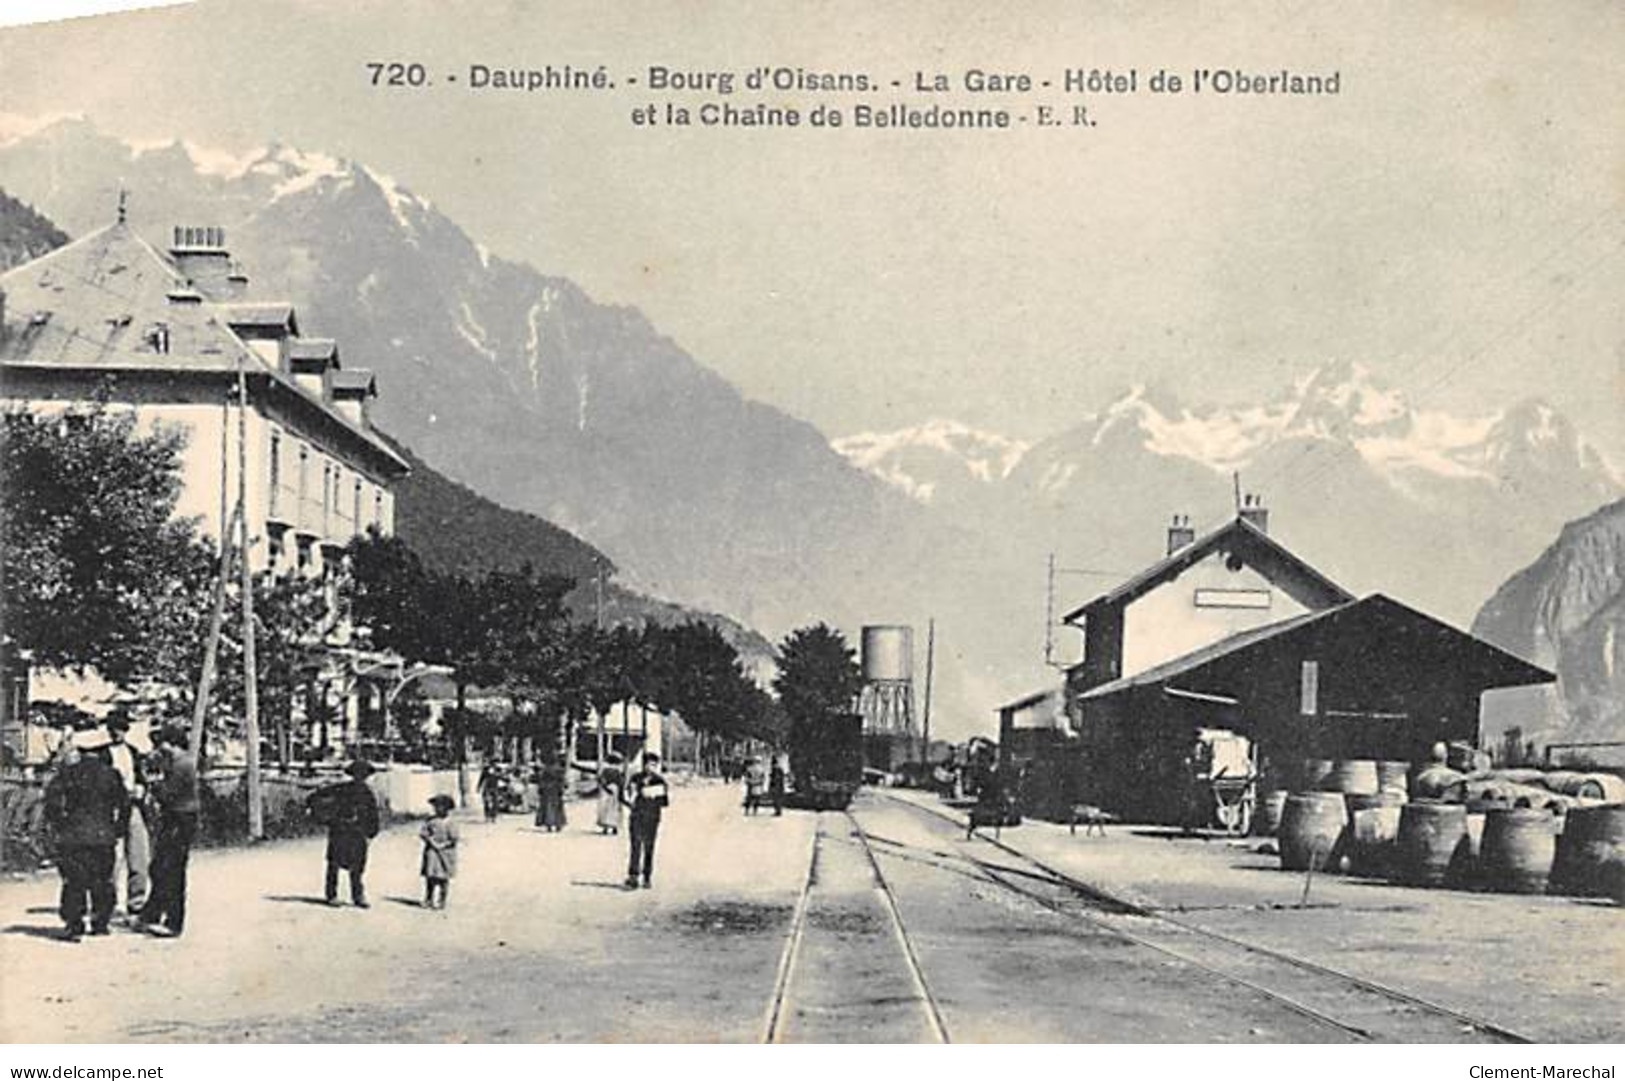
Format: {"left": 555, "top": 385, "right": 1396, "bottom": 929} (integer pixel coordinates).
{"left": 1001, "top": 500, "right": 1553, "bottom": 824}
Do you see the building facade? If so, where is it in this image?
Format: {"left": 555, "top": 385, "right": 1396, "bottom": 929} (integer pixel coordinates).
{"left": 0, "top": 214, "right": 411, "bottom": 756}
{"left": 0, "top": 220, "right": 407, "bottom": 575}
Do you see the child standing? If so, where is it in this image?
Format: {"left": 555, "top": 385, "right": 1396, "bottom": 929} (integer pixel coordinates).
{"left": 420, "top": 794, "right": 459, "bottom": 909}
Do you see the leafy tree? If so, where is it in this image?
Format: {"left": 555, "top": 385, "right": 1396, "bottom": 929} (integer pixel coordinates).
{"left": 0, "top": 405, "right": 214, "bottom": 684}
{"left": 774, "top": 623, "right": 863, "bottom": 728}
{"left": 347, "top": 530, "right": 433, "bottom": 658}
{"left": 251, "top": 571, "right": 335, "bottom": 769}
{"left": 660, "top": 621, "right": 755, "bottom": 740}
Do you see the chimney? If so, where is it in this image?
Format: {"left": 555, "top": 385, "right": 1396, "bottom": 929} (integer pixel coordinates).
{"left": 1166, "top": 513, "right": 1196, "bottom": 555}
{"left": 169, "top": 225, "right": 235, "bottom": 301}
{"left": 1239, "top": 493, "right": 1270, "bottom": 534}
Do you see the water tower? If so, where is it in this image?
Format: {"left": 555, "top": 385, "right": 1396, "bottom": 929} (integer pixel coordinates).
{"left": 858, "top": 625, "right": 917, "bottom": 768}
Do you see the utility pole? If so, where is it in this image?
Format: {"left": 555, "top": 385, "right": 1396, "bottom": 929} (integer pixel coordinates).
{"left": 1045, "top": 555, "right": 1131, "bottom": 669}
{"left": 190, "top": 391, "right": 236, "bottom": 757}
{"left": 921, "top": 618, "right": 935, "bottom": 766}
{"left": 238, "top": 361, "right": 263, "bottom": 841}
{"left": 1044, "top": 553, "right": 1056, "bottom": 667}
{"left": 595, "top": 564, "right": 606, "bottom": 774}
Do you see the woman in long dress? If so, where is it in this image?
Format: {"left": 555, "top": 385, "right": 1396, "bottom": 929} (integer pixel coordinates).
{"left": 535, "top": 758, "right": 567, "bottom": 832}
{"left": 743, "top": 757, "right": 767, "bottom": 816}
{"left": 596, "top": 757, "right": 624, "bottom": 835}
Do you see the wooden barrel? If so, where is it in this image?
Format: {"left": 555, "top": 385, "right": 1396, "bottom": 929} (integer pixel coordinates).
{"left": 1395, "top": 802, "right": 1467, "bottom": 887}
{"left": 1279, "top": 792, "right": 1348, "bottom": 872}
{"left": 1320, "top": 759, "right": 1380, "bottom": 796}
{"left": 1504, "top": 783, "right": 1575, "bottom": 812}
{"left": 1463, "top": 779, "right": 1511, "bottom": 805}
{"left": 1257, "top": 789, "right": 1290, "bottom": 838}
{"left": 1301, "top": 758, "right": 1335, "bottom": 791}
{"left": 1345, "top": 792, "right": 1406, "bottom": 877}
{"left": 1413, "top": 764, "right": 1466, "bottom": 800}
{"left": 1376, "top": 760, "right": 1410, "bottom": 796}
{"left": 1487, "top": 768, "right": 1547, "bottom": 786}
{"left": 1587, "top": 774, "right": 1625, "bottom": 803}
{"left": 1480, "top": 807, "right": 1557, "bottom": 894}
{"left": 1539, "top": 771, "right": 1622, "bottom": 801}
{"left": 1552, "top": 805, "right": 1625, "bottom": 898}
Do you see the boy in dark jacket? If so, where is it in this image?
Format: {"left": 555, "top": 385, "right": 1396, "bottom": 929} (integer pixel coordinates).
{"left": 308, "top": 761, "right": 381, "bottom": 907}
{"left": 140, "top": 726, "right": 201, "bottom": 936}
{"left": 622, "top": 753, "right": 669, "bottom": 889}
{"left": 45, "top": 740, "right": 129, "bottom": 941}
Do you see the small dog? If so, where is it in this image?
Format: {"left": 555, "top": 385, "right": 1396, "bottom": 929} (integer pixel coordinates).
{"left": 1069, "top": 804, "right": 1116, "bottom": 837}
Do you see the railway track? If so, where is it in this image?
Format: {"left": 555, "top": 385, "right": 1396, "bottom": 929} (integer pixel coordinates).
{"left": 880, "top": 793, "right": 1535, "bottom": 1044}
{"left": 762, "top": 810, "right": 950, "bottom": 1044}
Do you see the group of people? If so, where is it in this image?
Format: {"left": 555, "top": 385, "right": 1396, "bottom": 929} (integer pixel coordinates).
{"left": 42, "top": 731, "right": 683, "bottom": 939}
{"left": 43, "top": 712, "right": 200, "bottom": 942}
{"left": 451, "top": 751, "right": 673, "bottom": 891}
{"left": 303, "top": 761, "right": 462, "bottom": 910}
{"left": 741, "top": 755, "right": 786, "bottom": 816}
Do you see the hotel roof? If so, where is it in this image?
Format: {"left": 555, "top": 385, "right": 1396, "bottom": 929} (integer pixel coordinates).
{"left": 0, "top": 220, "right": 405, "bottom": 474}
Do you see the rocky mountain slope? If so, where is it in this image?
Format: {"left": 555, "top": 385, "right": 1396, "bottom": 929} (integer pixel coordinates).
{"left": 0, "top": 178, "right": 774, "bottom": 671}
{"left": 0, "top": 118, "right": 943, "bottom": 646}
{"left": 0, "top": 186, "right": 66, "bottom": 271}
{"left": 1472, "top": 498, "right": 1625, "bottom": 750}
{"left": 389, "top": 441, "right": 773, "bottom": 666}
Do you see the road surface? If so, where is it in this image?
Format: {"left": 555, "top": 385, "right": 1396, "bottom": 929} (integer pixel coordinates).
{"left": 0, "top": 782, "right": 1597, "bottom": 1042}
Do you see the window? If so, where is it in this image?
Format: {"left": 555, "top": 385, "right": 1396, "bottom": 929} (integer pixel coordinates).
{"left": 1300, "top": 660, "right": 1320, "bottom": 716}
{"left": 353, "top": 477, "right": 363, "bottom": 533}
{"left": 297, "top": 445, "right": 309, "bottom": 511}
{"left": 374, "top": 488, "right": 383, "bottom": 531}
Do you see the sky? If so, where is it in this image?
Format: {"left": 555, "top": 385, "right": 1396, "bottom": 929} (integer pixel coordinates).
{"left": 0, "top": 0, "right": 1620, "bottom": 456}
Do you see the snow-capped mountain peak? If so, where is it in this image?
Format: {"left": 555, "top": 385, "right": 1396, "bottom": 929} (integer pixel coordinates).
{"left": 832, "top": 419, "right": 1030, "bottom": 503}
{"left": 1286, "top": 359, "right": 1412, "bottom": 438}
{"left": 839, "top": 361, "right": 1618, "bottom": 511}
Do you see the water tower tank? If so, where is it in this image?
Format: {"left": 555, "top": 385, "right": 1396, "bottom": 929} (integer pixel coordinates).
{"left": 861, "top": 625, "right": 913, "bottom": 683}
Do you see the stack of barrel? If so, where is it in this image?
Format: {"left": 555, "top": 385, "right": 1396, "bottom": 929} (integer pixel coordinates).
{"left": 1265, "top": 758, "right": 1624, "bottom": 902}
{"left": 1273, "top": 759, "right": 1408, "bottom": 875}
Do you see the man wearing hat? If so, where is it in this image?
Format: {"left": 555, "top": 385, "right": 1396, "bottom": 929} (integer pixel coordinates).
{"left": 140, "top": 725, "right": 201, "bottom": 936}
{"left": 307, "top": 761, "right": 382, "bottom": 907}
{"left": 103, "top": 711, "right": 152, "bottom": 918}
{"left": 44, "top": 732, "right": 129, "bottom": 940}
{"left": 622, "top": 752, "right": 669, "bottom": 889}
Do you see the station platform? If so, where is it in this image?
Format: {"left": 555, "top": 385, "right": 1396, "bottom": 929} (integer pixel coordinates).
{"left": 885, "top": 788, "right": 1623, "bottom": 1043}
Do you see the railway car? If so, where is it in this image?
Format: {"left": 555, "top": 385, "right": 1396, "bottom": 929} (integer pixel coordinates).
{"left": 788, "top": 712, "right": 864, "bottom": 810}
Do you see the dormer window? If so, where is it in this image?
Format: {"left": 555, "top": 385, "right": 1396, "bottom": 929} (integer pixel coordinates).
{"left": 147, "top": 323, "right": 170, "bottom": 354}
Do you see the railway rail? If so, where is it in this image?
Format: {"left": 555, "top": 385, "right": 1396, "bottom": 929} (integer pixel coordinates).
{"left": 883, "top": 792, "right": 1536, "bottom": 1044}
{"left": 762, "top": 810, "right": 950, "bottom": 1044}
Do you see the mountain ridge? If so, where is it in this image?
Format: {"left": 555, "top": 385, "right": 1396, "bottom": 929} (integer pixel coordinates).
{"left": 0, "top": 182, "right": 776, "bottom": 672}
{"left": 1472, "top": 497, "right": 1625, "bottom": 750}
{"left": 6, "top": 115, "right": 1617, "bottom": 733}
